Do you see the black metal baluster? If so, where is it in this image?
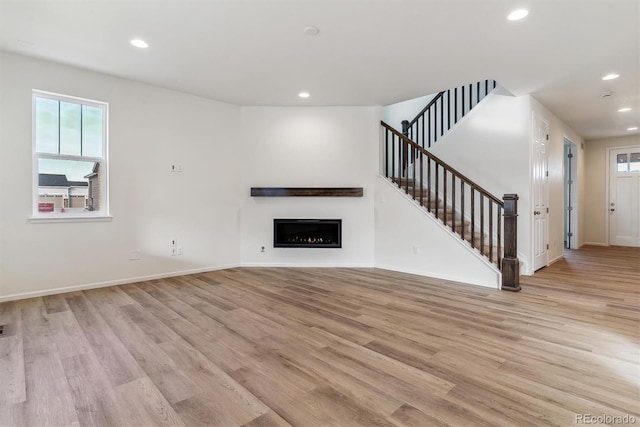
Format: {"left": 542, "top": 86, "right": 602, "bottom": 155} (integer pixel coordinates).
{"left": 452, "top": 174, "right": 456, "bottom": 234}
{"left": 462, "top": 85, "right": 466, "bottom": 116}
{"left": 454, "top": 87, "right": 458, "bottom": 124}
{"left": 420, "top": 153, "right": 424, "bottom": 207}
{"left": 385, "top": 129, "right": 389, "bottom": 177}
{"left": 498, "top": 205, "right": 502, "bottom": 268}
{"left": 447, "top": 90, "right": 451, "bottom": 131}
{"left": 489, "top": 202, "right": 494, "bottom": 263}
{"left": 471, "top": 189, "right": 475, "bottom": 248}
{"left": 443, "top": 168, "right": 448, "bottom": 226}
{"left": 461, "top": 183, "right": 465, "bottom": 241}
{"left": 404, "top": 139, "right": 409, "bottom": 193}
{"left": 427, "top": 108, "right": 431, "bottom": 148}
{"left": 427, "top": 156, "right": 432, "bottom": 212}
{"left": 440, "top": 95, "right": 444, "bottom": 139}
{"left": 480, "top": 194, "right": 485, "bottom": 257}
{"left": 435, "top": 163, "right": 439, "bottom": 219}
{"left": 412, "top": 145, "right": 416, "bottom": 200}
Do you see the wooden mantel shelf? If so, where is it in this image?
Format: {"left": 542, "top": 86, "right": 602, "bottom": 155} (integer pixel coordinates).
{"left": 250, "top": 187, "right": 364, "bottom": 197}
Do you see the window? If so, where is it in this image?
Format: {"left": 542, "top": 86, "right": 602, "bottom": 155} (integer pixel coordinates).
{"left": 32, "top": 91, "right": 109, "bottom": 219}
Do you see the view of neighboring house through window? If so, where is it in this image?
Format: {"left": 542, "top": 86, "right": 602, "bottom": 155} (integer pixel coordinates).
{"left": 33, "top": 91, "right": 108, "bottom": 217}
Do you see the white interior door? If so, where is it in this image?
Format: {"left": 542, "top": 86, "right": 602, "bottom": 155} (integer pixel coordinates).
{"left": 609, "top": 147, "right": 640, "bottom": 247}
{"left": 533, "top": 114, "right": 549, "bottom": 271}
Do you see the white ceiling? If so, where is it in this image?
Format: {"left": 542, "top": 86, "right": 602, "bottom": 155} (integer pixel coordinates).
{"left": 1, "top": 0, "right": 638, "bottom": 140}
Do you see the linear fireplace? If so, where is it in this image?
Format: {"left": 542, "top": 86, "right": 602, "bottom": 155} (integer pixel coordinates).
{"left": 274, "top": 219, "right": 342, "bottom": 248}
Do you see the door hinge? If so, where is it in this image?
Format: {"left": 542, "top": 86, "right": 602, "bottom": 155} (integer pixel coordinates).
{"left": 568, "top": 153, "right": 573, "bottom": 158}
{"left": 546, "top": 244, "right": 549, "bottom": 250}
{"left": 568, "top": 233, "right": 573, "bottom": 237}
{"left": 567, "top": 206, "right": 572, "bottom": 211}
{"left": 546, "top": 134, "right": 549, "bottom": 140}
{"left": 567, "top": 179, "right": 573, "bottom": 184}
{"left": 547, "top": 207, "right": 549, "bottom": 213}
{"left": 546, "top": 171, "right": 549, "bottom": 177}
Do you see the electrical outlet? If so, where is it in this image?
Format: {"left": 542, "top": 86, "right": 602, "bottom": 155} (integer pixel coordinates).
{"left": 177, "top": 246, "right": 184, "bottom": 255}
{"left": 129, "top": 250, "right": 142, "bottom": 261}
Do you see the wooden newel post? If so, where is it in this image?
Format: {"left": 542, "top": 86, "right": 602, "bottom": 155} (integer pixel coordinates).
{"left": 401, "top": 120, "right": 410, "bottom": 174}
{"left": 502, "top": 194, "right": 521, "bottom": 291}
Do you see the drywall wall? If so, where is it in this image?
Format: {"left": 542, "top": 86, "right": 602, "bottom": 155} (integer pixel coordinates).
{"left": 529, "top": 97, "right": 585, "bottom": 262}
{"left": 239, "top": 107, "right": 377, "bottom": 266}
{"left": 382, "top": 94, "right": 436, "bottom": 132}
{"left": 426, "top": 92, "right": 533, "bottom": 272}
{"left": 375, "top": 177, "right": 500, "bottom": 288}
{"left": 0, "top": 52, "right": 242, "bottom": 300}
{"left": 584, "top": 134, "right": 640, "bottom": 245}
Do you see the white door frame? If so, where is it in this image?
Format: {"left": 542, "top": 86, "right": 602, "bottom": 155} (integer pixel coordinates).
{"left": 605, "top": 144, "right": 640, "bottom": 246}
{"left": 531, "top": 112, "right": 549, "bottom": 271}
{"left": 563, "top": 136, "right": 579, "bottom": 249}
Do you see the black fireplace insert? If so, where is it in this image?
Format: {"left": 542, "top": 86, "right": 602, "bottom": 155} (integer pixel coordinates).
{"left": 274, "top": 219, "right": 342, "bottom": 248}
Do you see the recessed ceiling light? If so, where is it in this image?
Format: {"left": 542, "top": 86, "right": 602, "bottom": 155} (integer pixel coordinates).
{"left": 628, "top": 126, "right": 638, "bottom": 131}
{"left": 130, "top": 39, "right": 149, "bottom": 49}
{"left": 618, "top": 107, "right": 632, "bottom": 112}
{"left": 507, "top": 9, "right": 529, "bottom": 21}
{"left": 602, "top": 73, "right": 619, "bottom": 81}
{"left": 304, "top": 26, "right": 320, "bottom": 36}
{"left": 298, "top": 92, "right": 310, "bottom": 98}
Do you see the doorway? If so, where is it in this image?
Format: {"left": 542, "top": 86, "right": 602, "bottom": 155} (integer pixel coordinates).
{"left": 608, "top": 146, "right": 640, "bottom": 247}
{"left": 532, "top": 113, "right": 549, "bottom": 271}
{"left": 563, "top": 139, "right": 577, "bottom": 249}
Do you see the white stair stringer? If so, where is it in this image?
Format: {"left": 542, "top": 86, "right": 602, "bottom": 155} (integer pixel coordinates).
{"left": 374, "top": 176, "right": 501, "bottom": 289}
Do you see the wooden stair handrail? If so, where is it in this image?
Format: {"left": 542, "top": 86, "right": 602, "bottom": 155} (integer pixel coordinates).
{"left": 406, "top": 91, "right": 445, "bottom": 128}
{"left": 382, "top": 121, "right": 503, "bottom": 207}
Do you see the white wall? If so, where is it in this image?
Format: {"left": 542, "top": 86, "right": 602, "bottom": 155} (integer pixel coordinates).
{"left": 426, "top": 92, "right": 533, "bottom": 272}
{"left": 584, "top": 134, "right": 640, "bottom": 245}
{"left": 382, "top": 94, "right": 436, "bottom": 131}
{"left": 238, "top": 107, "right": 377, "bottom": 266}
{"left": 0, "top": 52, "right": 242, "bottom": 300}
{"left": 375, "top": 178, "right": 499, "bottom": 287}
{"left": 529, "top": 97, "right": 585, "bottom": 262}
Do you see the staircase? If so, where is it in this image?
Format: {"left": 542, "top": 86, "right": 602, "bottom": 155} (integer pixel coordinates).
{"left": 381, "top": 80, "right": 520, "bottom": 291}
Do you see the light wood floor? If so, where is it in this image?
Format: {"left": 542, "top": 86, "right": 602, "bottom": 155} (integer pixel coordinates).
{"left": 0, "top": 246, "right": 638, "bottom": 426}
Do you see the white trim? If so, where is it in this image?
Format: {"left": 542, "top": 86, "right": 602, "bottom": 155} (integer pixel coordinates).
{"left": 375, "top": 264, "right": 500, "bottom": 289}
{"left": 548, "top": 254, "right": 563, "bottom": 265}
{"left": 605, "top": 145, "right": 640, "bottom": 246}
{"left": 531, "top": 110, "right": 550, "bottom": 271}
{"left": 379, "top": 177, "right": 502, "bottom": 274}
{"left": 0, "top": 264, "right": 240, "bottom": 303}
{"left": 29, "top": 215, "right": 113, "bottom": 223}
{"left": 32, "top": 90, "right": 110, "bottom": 219}
{"left": 582, "top": 241, "right": 608, "bottom": 247}
{"left": 240, "top": 262, "right": 375, "bottom": 268}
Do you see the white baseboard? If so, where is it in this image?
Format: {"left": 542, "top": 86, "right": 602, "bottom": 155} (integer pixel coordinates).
{"left": 0, "top": 264, "right": 240, "bottom": 303}
{"left": 548, "top": 254, "right": 564, "bottom": 265}
{"left": 581, "top": 242, "right": 608, "bottom": 247}
{"left": 240, "top": 262, "right": 375, "bottom": 268}
{"left": 375, "top": 264, "right": 500, "bottom": 289}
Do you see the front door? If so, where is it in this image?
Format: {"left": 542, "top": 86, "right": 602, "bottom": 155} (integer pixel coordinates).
{"left": 609, "top": 147, "right": 640, "bottom": 247}
{"left": 533, "top": 114, "right": 549, "bottom": 271}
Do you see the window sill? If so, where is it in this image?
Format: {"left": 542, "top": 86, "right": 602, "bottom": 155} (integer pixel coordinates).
{"left": 29, "top": 215, "right": 113, "bottom": 224}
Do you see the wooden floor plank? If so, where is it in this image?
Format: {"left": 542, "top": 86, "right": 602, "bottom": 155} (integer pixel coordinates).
{"left": 0, "top": 245, "right": 637, "bottom": 426}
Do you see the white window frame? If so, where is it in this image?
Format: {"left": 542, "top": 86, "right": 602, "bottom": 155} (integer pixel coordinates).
{"left": 31, "top": 90, "right": 110, "bottom": 221}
